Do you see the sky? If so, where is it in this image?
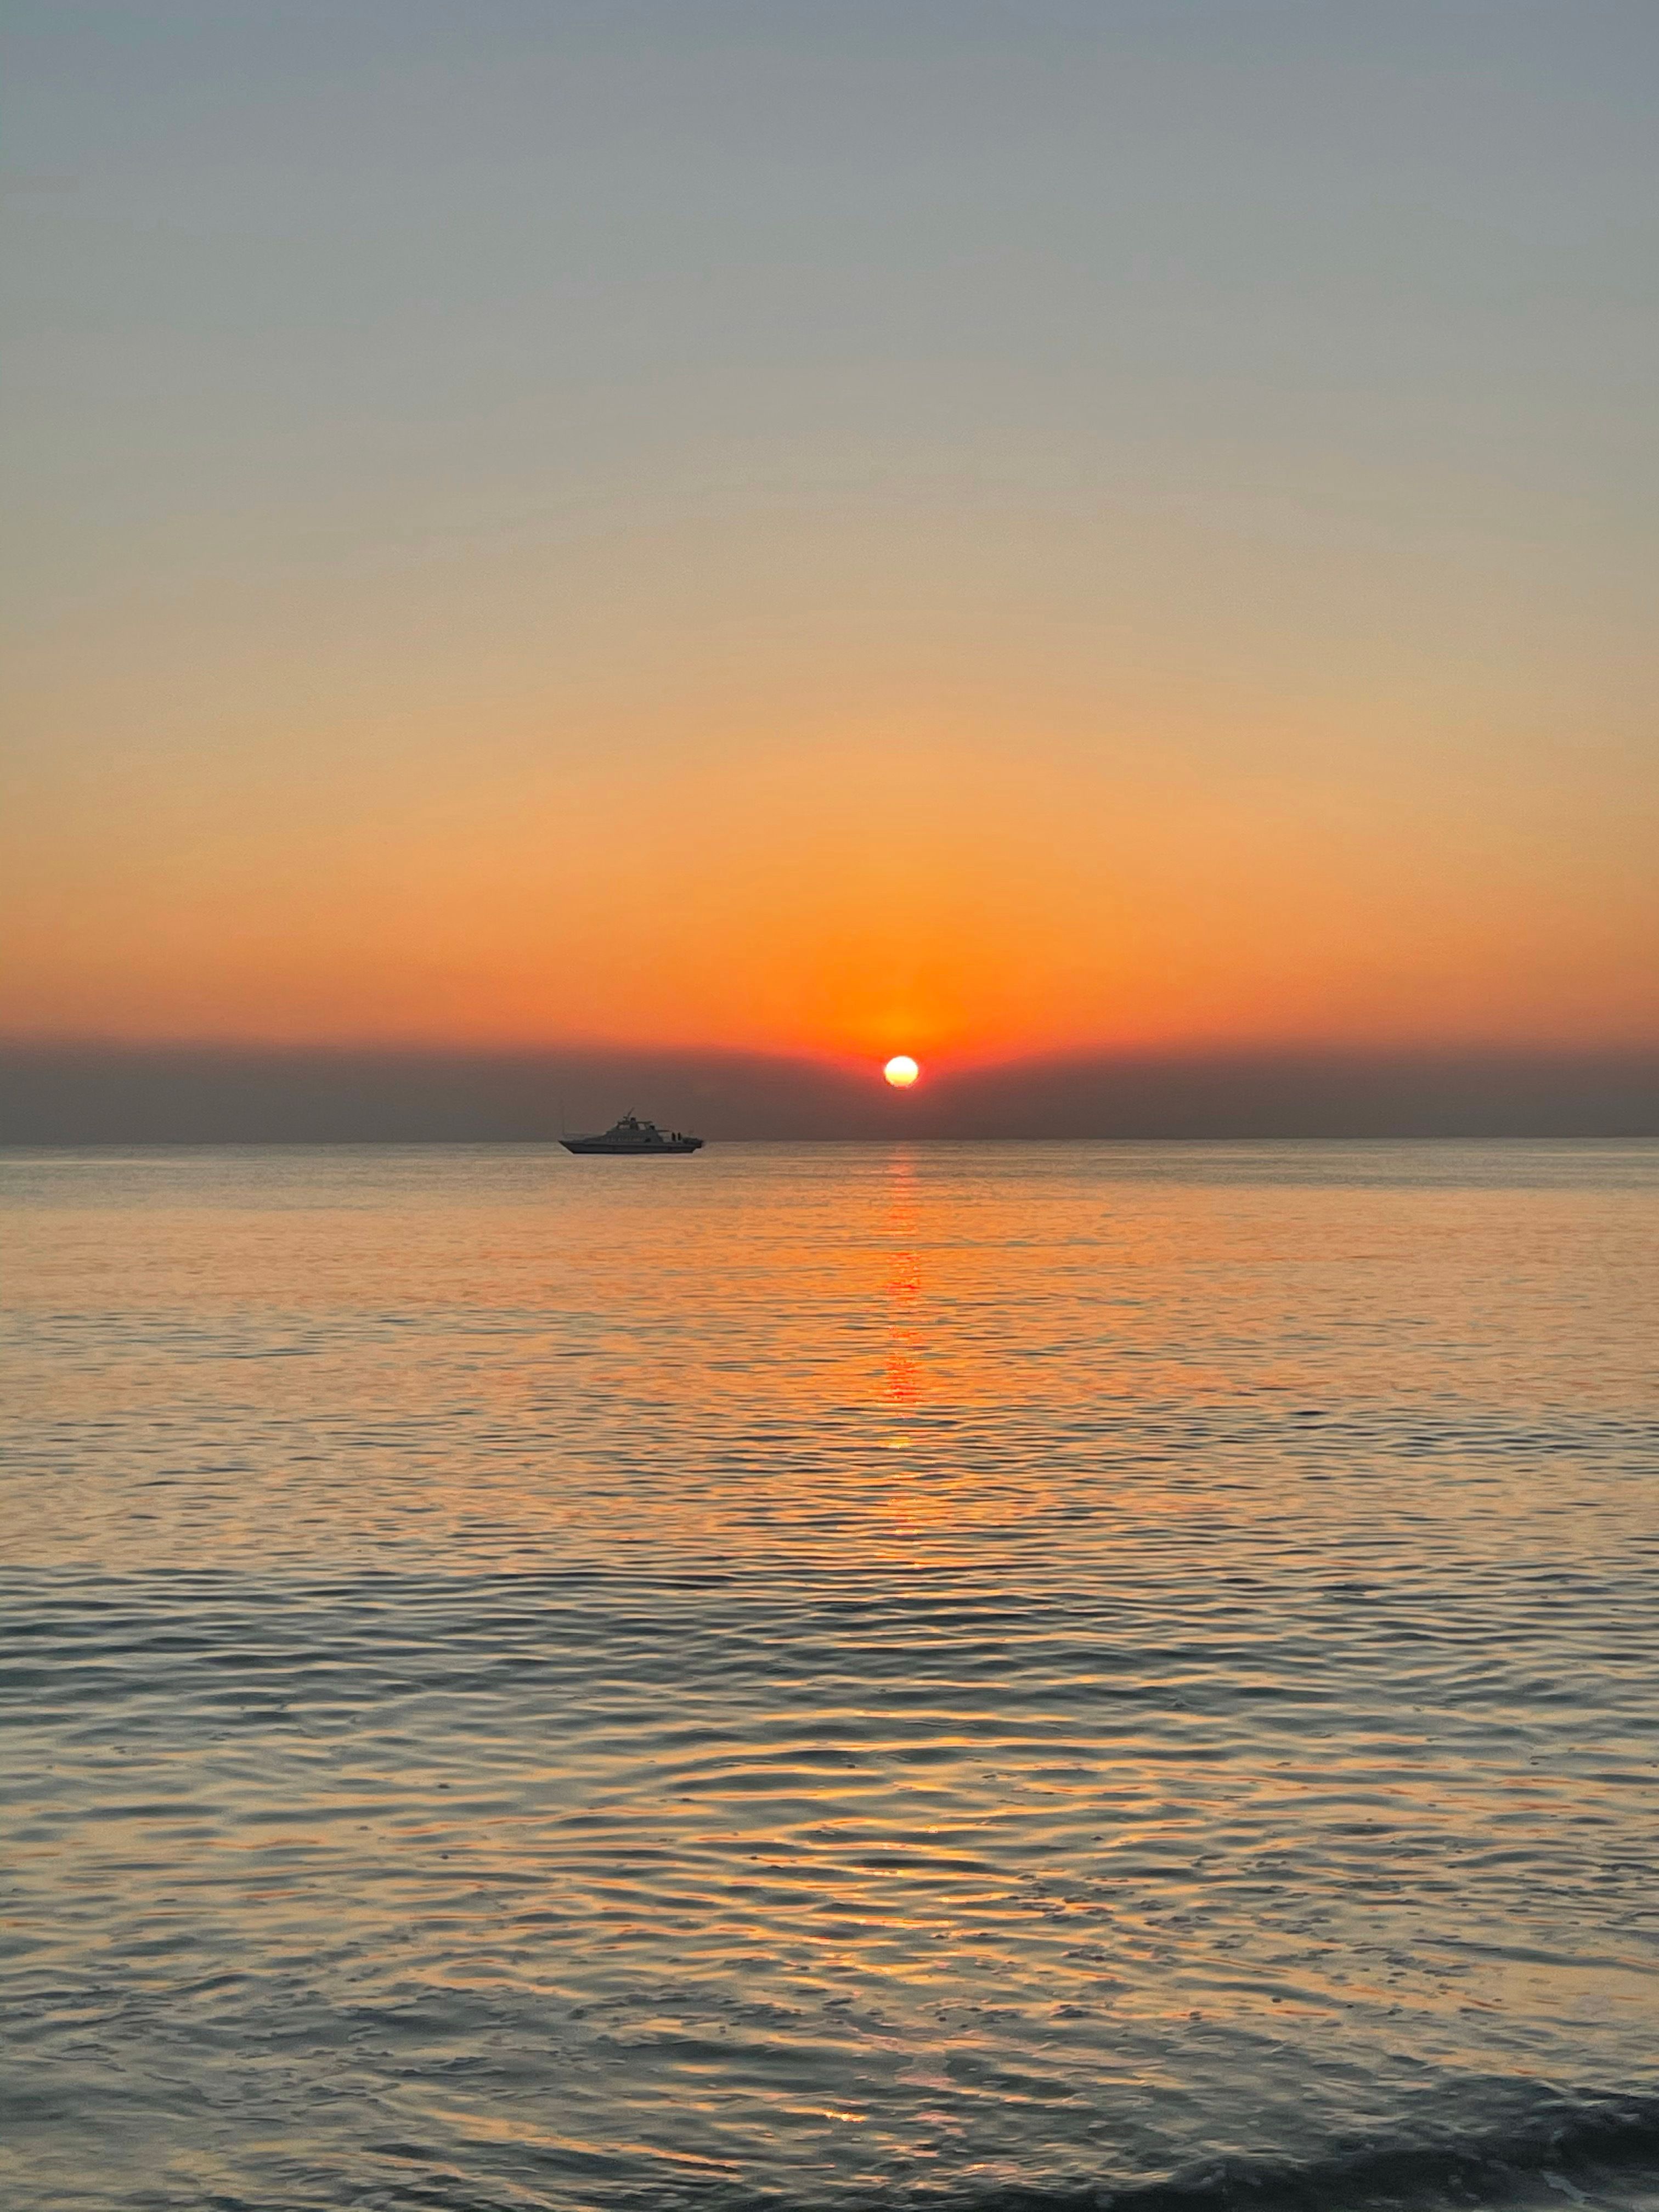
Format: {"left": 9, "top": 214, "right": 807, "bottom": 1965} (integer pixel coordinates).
{"left": 4, "top": 1, "right": 1656, "bottom": 1081}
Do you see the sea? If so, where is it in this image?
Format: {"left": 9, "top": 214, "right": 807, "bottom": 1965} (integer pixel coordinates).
{"left": 3, "top": 1139, "right": 1656, "bottom": 2212}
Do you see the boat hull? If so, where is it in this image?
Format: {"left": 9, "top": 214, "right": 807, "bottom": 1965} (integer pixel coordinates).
{"left": 561, "top": 1136, "right": 703, "bottom": 1155}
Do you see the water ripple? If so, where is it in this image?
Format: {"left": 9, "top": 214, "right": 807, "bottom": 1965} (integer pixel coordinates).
{"left": 2, "top": 1141, "right": 1657, "bottom": 2210}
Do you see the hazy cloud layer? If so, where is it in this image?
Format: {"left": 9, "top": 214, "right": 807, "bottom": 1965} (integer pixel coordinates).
{"left": 3, "top": 1043, "right": 1654, "bottom": 1144}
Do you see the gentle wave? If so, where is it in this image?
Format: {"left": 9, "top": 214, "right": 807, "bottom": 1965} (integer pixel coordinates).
{"left": 879, "top": 2089, "right": 1659, "bottom": 2212}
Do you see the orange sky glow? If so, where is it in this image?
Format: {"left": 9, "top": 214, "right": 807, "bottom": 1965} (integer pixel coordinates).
{"left": 6, "top": 685, "right": 1654, "bottom": 1066}
{"left": 4, "top": 10, "right": 1655, "bottom": 1075}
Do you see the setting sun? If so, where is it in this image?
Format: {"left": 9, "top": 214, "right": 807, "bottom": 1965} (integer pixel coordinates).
{"left": 884, "top": 1056, "right": 921, "bottom": 1088}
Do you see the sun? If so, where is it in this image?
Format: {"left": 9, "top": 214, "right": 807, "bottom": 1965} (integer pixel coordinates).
{"left": 883, "top": 1055, "right": 921, "bottom": 1088}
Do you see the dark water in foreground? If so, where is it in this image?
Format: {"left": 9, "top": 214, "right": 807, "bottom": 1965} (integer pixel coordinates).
{"left": 3, "top": 1140, "right": 1656, "bottom": 2212}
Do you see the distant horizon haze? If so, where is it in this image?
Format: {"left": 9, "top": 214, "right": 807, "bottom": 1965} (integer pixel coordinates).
{"left": 3, "top": 1037, "right": 1654, "bottom": 1144}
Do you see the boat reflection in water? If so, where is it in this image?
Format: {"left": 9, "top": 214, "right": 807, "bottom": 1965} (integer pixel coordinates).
{"left": 560, "top": 1112, "right": 703, "bottom": 1156}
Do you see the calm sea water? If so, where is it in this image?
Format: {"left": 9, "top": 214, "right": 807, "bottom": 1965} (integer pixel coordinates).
{"left": 4, "top": 1141, "right": 1657, "bottom": 2212}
